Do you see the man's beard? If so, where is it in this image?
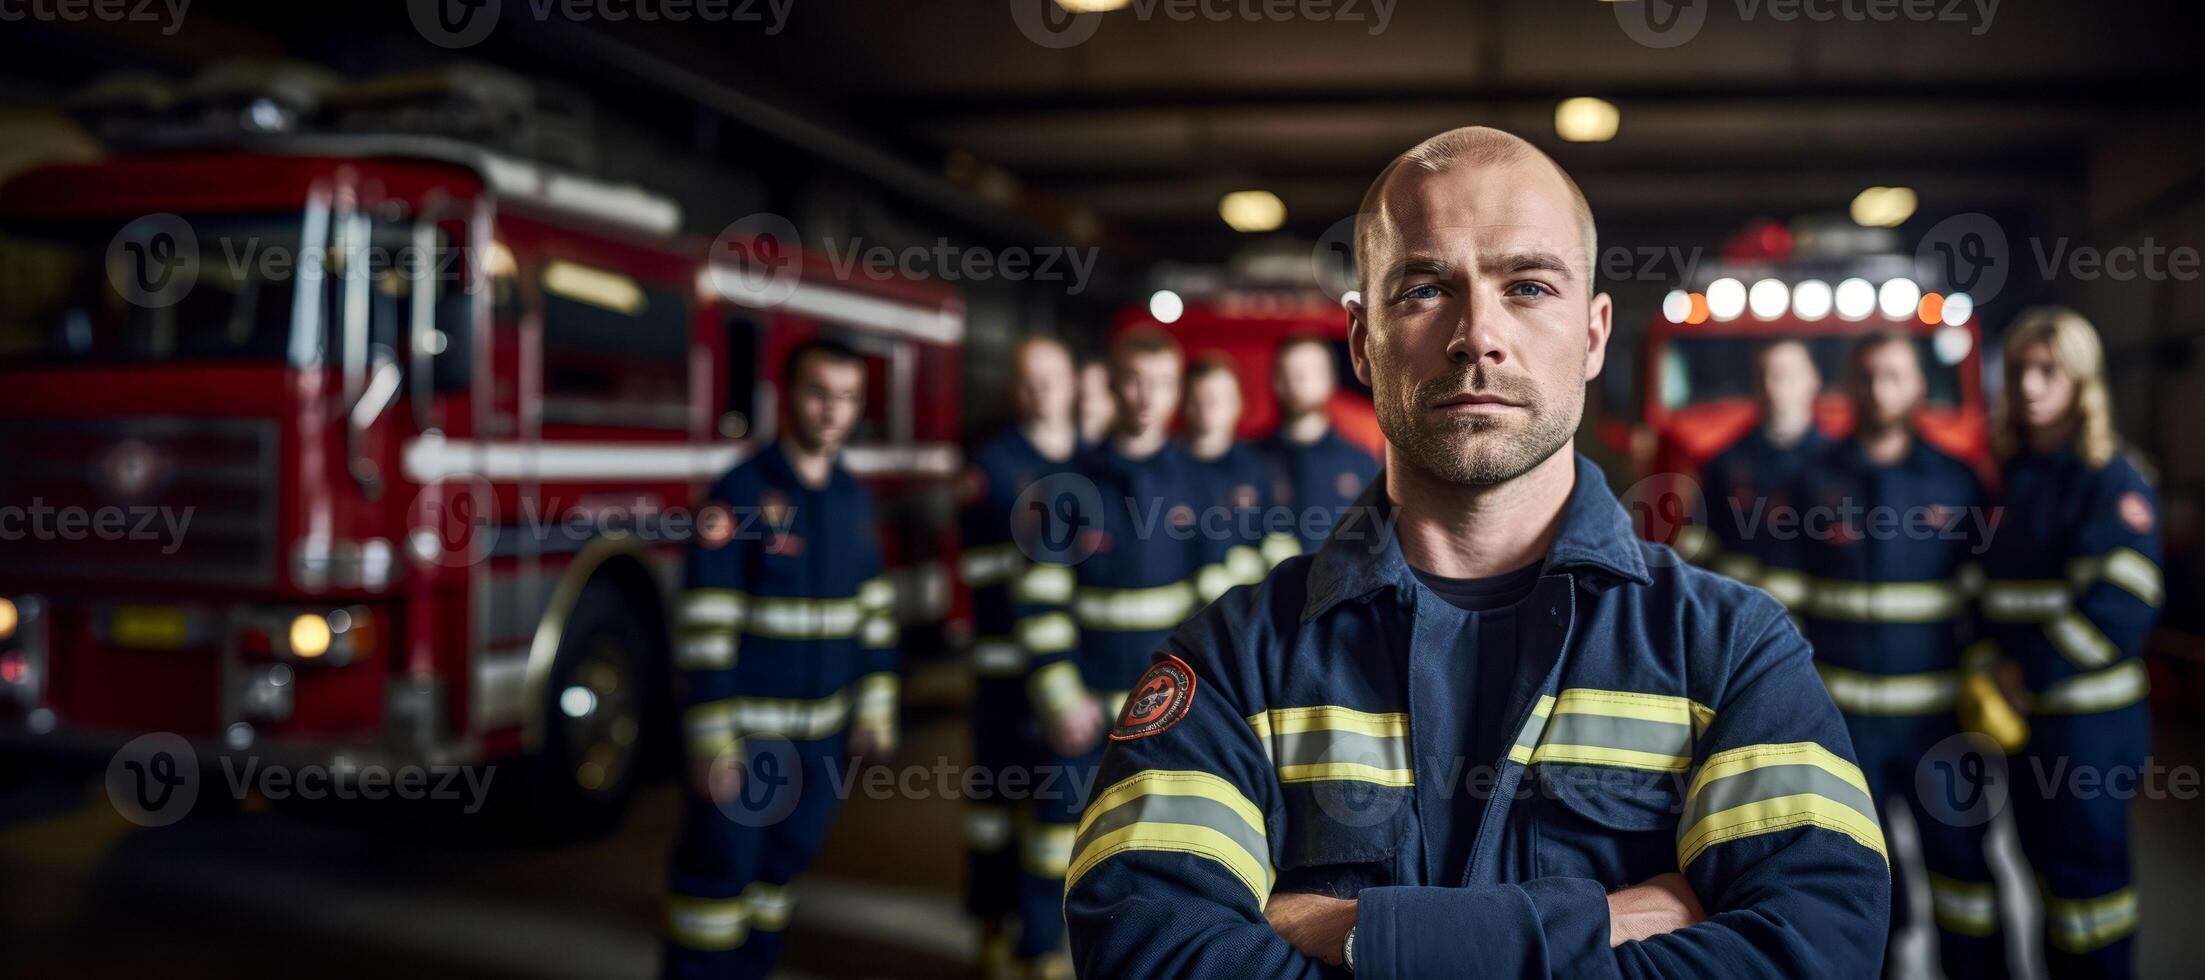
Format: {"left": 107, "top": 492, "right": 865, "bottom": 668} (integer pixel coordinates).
{"left": 1376, "top": 362, "right": 1580, "bottom": 486}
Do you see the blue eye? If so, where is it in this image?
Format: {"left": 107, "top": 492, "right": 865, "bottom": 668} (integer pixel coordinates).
{"left": 1401, "top": 284, "right": 1441, "bottom": 300}
{"left": 1508, "top": 282, "right": 1552, "bottom": 298}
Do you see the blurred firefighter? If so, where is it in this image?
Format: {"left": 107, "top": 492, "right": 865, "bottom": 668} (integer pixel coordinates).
{"left": 662, "top": 338, "right": 900, "bottom": 980}
{"left": 1678, "top": 339, "right": 1833, "bottom": 589}
{"left": 1181, "top": 352, "right": 1277, "bottom": 588}
{"left": 1764, "top": 330, "right": 2003, "bottom": 978}
{"left": 1078, "top": 359, "right": 1115, "bottom": 449}
{"left": 1015, "top": 327, "right": 1231, "bottom": 976}
{"left": 956, "top": 336, "right": 1083, "bottom": 978}
{"left": 1979, "top": 307, "right": 2160, "bottom": 976}
{"left": 1262, "top": 334, "right": 1381, "bottom": 561}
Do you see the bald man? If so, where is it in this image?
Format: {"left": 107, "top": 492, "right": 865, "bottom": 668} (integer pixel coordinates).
{"left": 1678, "top": 339, "right": 1833, "bottom": 589}
{"left": 1063, "top": 126, "right": 1889, "bottom": 979}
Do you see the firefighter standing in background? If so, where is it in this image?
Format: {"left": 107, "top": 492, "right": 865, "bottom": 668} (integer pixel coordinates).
{"left": 1765, "top": 331, "right": 2003, "bottom": 978}
{"left": 1067, "top": 126, "right": 1890, "bottom": 978}
{"left": 663, "top": 339, "right": 900, "bottom": 980}
{"left": 1077, "top": 359, "right": 1115, "bottom": 450}
{"left": 1016, "top": 327, "right": 1232, "bottom": 976}
{"left": 1181, "top": 353, "right": 1277, "bottom": 588}
{"left": 1677, "top": 338, "right": 1833, "bottom": 591}
{"left": 1262, "top": 335, "right": 1381, "bottom": 561}
{"left": 1979, "top": 308, "right": 2160, "bottom": 976}
{"left": 956, "top": 336, "right": 1083, "bottom": 979}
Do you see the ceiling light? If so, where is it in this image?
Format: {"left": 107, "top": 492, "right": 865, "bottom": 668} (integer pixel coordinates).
{"left": 1555, "top": 97, "right": 1620, "bottom": 143}
{"left": 1220, "top": 190, "right": 1286, "bottom": 233}
{"left": 1748, "top": 279, "right": 1789, "bottom": 320}
{"left": 1850, "top": 186, "right": 1918, "bottom": 228}
{"left": 1705, "top": 278, "right": 1746, "bottom": 321}
{"left": 1834, "top": 278, "right": 1876, "bottom": 321}
{"left": 1148, "top": 289, "right": 1185, "bottom": 324}
{"left": 1791, "top": 279, "right": 1833, "bottom": 321}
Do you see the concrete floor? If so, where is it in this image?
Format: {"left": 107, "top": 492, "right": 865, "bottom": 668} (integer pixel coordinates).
{"left": 3, "top": 701, "right": 2201, "bottom": 978}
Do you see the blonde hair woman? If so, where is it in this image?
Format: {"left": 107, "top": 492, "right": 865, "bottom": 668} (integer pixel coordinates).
{"left": 1979, "top": 306, "right": 2162, "bottom": 976}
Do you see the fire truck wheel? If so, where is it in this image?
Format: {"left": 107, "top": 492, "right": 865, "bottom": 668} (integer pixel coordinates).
{"left": 530, "top": 578, "right": 661, "bottom": 837}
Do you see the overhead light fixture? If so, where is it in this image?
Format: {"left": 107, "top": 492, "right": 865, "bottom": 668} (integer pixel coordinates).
{"left": 544, "top": 260, "right": 645, "bottom": 315}
{"left": 1555, "top": 97, "right": 1620, "bottom": 143}
{"left": 1791, "top": 279, "right": 1833, "bottom": 321}
{"left": 1220, "top": 190, "right": 1286, "bottom": 233}
{"left": 1148, "top": 289, "right": 1185, "bottom": 324}
{"left": 1056, "top": 0, "right": 1129, "bottom": 10}
{"left": 1849, "top": 186, "right": 1918, "bottom": 228}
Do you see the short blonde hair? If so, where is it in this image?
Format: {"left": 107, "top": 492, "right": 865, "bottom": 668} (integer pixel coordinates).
{"left": 1993, "top": 305, "right": 2118, "bottom": 468}
{"left": 1354, "top": 126, "right": 1598, "bottom": 286}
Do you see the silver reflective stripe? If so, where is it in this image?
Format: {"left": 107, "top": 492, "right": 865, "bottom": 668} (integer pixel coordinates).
{"left": 2045, "top": 611, "right": 2120, "bottom": 669}
{"left": 970, "top": 638, "right": 1028, "bottom": 677}
{"left": 859, "top": 613, "right": 898, "bottom": 649}
{"left": 1226, "top": 545, "right": 1266, "bottom": 586}
{"left": 677, "top": 589, "right": 748, "bottom": 628}
{"left": 1759, "top": 567, "right": 1811, "bottom": 609}
{"left": 1930, "top": 873, "right": 1999, "bottom": 936}
{"left": 2074, "top": 548, "right": 2164, "bottom": 607}
{"left": 1809, "top": 579, "right": 1964, "bottom": 623}
{"left": 1681, "top": 762, "right": 1878, "bottom": 839}
{"left": 742, "top": 882, "right": 793, "bottom": 931}
{"left": 1505, "top": 694, "right": 1558, "bottom": 764}
{"left": 1983, "top": 581, "right": 2071, "bottom": 623}
{"left": 666, "top": 895, "right": 748, "bottom": 950}
{"left": 1816, "top": 664, "right": 1962, "bottom": 716}
{"left": 2032, "top": 659, "right": 2149, "bottom": 714}
{"left": 859, "top": 575, "right": 896, "bottom": 611}
{"left": 1024, "top": 821, "right": 1077, "bottom": 876}
{"left": 1269, "top": 728, "right": 1409, "bottom": 774}
{"left": 691, "top": 691, "right": 854, "bottom": 740}
{"left": 1014, "top": 563, "right": 1075, "bottom": 604}
{"left": 2045, "top": 887, "right": 2137, "bottom": 953}
{"left": 1712, "top": 553, "right": 1762, "bottom": 585}
{"left": 1074, "top": 582, "right": 1198, "bottom": 631}
{"left": 959, "top": 543, "right": 1022, "bottom": 587}
{"left": 964, "top": 804, "right": 1014, "bottom": 852}
{"left": 1070, "top": 790, "right": 1269, "bottom": 888}
{"left": 745, "top": 596, "right": 866, "bottom": 639}
{"left": 1260, "top": 531, "right": 1301, "bottom": 568}
{"left": 676, "top": 632, "right": 738, "bottom": 670}
{"left": 1015, "top": 612, "right": 1077, "bottom": 653}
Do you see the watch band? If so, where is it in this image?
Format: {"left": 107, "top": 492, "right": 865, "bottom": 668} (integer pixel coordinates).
{"left": 1343, "top": 925, "right": 1357, "bottom": 973}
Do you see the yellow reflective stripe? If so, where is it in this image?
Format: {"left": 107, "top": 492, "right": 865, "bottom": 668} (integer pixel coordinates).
{"left": 958, "top": 542, "right": 1021, "bottom": 586}
{"left": 744, "top": 595, "right": 867, "bottom": 639}
{"left": 1014, "top": 562, "right": 1075, "bottom": 604}
{"left": 1246, "top": 705, "right": 1409, "bottom": 739}
{"left": 1029, "top": 660, "right": 1088, "bottom": 718}
{"left": 675, "top": 631, "right": 739, "bottom": 670}
{"left": 1277, "top": 761, "right": 1416, "bottom": 786}
{"left": 859, "top": 575, "right": 895, "bottom": 611}
{"left": 1507, "top": 694, "right": 1558, "bottom": 765}
{"left": 1711, "top": 553, "right": 1763, "bottom": 585}
{"left": 1195, "top": 562, "right": 1236, "bottom": 604}
{"left": 1225, "top": 545, "right": 1266, "bottom": 586}
{"left": 1759, "top": 567, "right": 1811, "bottom": 609}
{"left": 970, "top": 637, "right": 1028, "bottom": 676}
{"left": 684, "top": 704, "right": 740, "bottom": 758}
{"left": 1679, "top": 741, "right": 1884, "bottom": 868}
{"left": 1553, "top": 688, "right": 1713, "bottom": 732}
{"left": 1102, "top": 688, "right": 1130, "bottom": 722}
{"left": 1074, "top": 581, "right": 1199, "bottom": 631}
{"left": 1517, "top": 689, "right": 1710, "bottom": 773}
{"left": 2074, "top": 548, "right": 2164, "bottom": 608}
{"left": 1815, "top": 663, "right": 1963, "bottom": 716}
{"left": 2044, "top": 886, "right": 2137, "bottom": 953}
{"left": 1808, "top": 578, "right": 1964, "bottom": 623}
{"left": 1068, "top": 770, "right": 1271, "bottom": 906}
{"left": 1929, "top": 873, "right": 1999, "bottom": 936}
{"left": 1023, "top": 820, "right": 1078, "bottom": 877}
{"left": 2044, "top": 611, "right": 2120, "bottom": 669}
{"left": 859, "top": 612, "right": 899, "bottom": 649}
{"left": 2032, "top": 659, "right": 2149, "bottom": 714}
{"left": 1983, "top": 579, "right": 2071, "bottom": 622}
{"left": 1015, "top": 611, "right": 1077, "bottom": 653}
{"left": 677, "top": 588, "right": 748, "bottom": 628}
{"left": 690, "top": 689, "right": 854, "bottom": 740}
{"left": 666, "top": 894, "right": 749, "bottom": 950}
{"left": 964, "top": 803, "right": 1014, "bottom": 852}
{"left": 1672, "top": 523, "right": 1713, "bottom": 562}
{"left": 1260, "top": 531, "right": 1301, "bottom": 568}
{"left": 1529, "top": 744, "right": 1693, "bottom": 772}
{"left": 854, "top": 671, "right": 898, "bottom": 724}
{"left": 741, "top": 882, "right": 793, "bottom": 931}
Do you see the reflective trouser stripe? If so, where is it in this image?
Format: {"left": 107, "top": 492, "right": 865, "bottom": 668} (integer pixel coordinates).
{"left": 1816, "top": 663, "right": 1963, "bottom": 716}
{"left": 2044, "top": 886, "right": 2137, "bottom": 953}
{"left": 1023, "top": 819, "right": 1077, "bottom": 877}
{"left": 676, "top": 589, "right": 746, "bottom": 670}
{"left": 965, "top": 803, "right": 1014, "bottom": 853}
{"left": 1068, "top": 770, "right": 1272, "bottom": 907}
{"left": 1260, "top": 531, "right": 1301, "bottom": 569}
{"left": 1929, "top": 873, "right": 1999, "bottom": 936}
{"left": 689, "top": 690, "right": 852, "bottom": 743}
{"left": 743, "top": 882, "right": 793, "bottom": 932}
{"left": 1014, "top": 563, "right": 1075, "bottom": 604}
{"left": 1248, "top": 705, "right": 1415, "bottom": 786}
{"left": 971, "top": 637, "right": 1029, "bottom": 677}
{"left": 959, "top": 543, "right": 1021, "bottom": 587}
{"left": 1074, "top": 582, "right": 1198, "bottom": 631}
{"left": 1514, "top": 689, "right": 1712, "bottom": 773}
{"left": 2032, "top": 659, "right": 2150, "bottom": 714}
{"left": 1678, "top": 741, "right": 1886, "bottom": 869}
{"left": 2045, "top": 611, "right": 2121, "bottom": 669}
{"left": 746, "top": 597, "right": 866, "bottom": 639}
{"left": 667, "top": 894, "right": 749, "bottom": 950}
{"left": 1015, "top": 612, "right": 1077, "bottom": 654}
{"left": 1808, "top": 579, "right": 1965, "bottom": 623}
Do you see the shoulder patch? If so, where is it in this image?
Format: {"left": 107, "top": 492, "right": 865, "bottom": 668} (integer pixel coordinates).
{"left": 697, "top": 503, "right": 735, "bottom": 550}
{"left": 1111, "top": 655, "right": 1198, "bottom": 742}
{"left": 2118, "top": 490, "right": 2155, "bottom": 535}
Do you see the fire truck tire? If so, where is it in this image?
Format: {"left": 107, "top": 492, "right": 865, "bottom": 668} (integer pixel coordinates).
{"left": 527, "top": 577, "right": 664, "bottom": 837}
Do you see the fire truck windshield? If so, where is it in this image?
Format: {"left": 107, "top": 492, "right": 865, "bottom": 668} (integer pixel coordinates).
{"left": 0, "top": 212, "right": 420, "bottom": 368}
{"left": 1658, "top": 334, "right": 1964, "bottom": 412}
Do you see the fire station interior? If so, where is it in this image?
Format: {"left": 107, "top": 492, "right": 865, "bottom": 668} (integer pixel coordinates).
{"left": 2, "top": 2, "right": 2203, "bottom": 978}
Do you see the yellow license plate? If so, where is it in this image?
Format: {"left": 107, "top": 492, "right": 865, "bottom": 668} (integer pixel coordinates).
{"left": 111, "top": 606, "right": 190, "bottom": 649}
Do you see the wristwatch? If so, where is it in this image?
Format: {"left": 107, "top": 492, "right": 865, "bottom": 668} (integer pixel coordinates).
{"left": 1343, "top": 925, "right": 1357, "bottom": 973}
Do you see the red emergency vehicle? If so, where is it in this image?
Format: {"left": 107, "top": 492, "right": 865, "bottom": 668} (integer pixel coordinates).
{"left": 0, "top": 134, "right": 962, "bottom": 830}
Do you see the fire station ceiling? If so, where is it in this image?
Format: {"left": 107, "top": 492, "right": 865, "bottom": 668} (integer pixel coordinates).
{"left": 7, "top": 0, "right": 2202, "bottom": 265}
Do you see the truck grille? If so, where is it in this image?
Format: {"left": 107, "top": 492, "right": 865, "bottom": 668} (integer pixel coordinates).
{"left": 0, "top": 417, "right": 278, "bottom": 588}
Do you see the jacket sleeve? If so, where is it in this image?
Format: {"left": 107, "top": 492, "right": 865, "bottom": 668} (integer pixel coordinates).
{"left": 851, "top": 487, "right": 900, "bottom": 735}
{"left": 676, "top": 472, "right": 756, "bottom": 765}
{"left": 2051, "top": 462, "right": 2164, "bottom": 672}
{"left": 1353, "top": 600, "right": 1888, "bottom": 979}
{"left": 1064, "top": 600, "right": 1329, "bottom": 980}
{"left": 1620, "top": 600, "right": 1892, "bottom": 977}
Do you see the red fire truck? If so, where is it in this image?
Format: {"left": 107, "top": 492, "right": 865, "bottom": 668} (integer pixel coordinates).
{"left": 1118, "top": 288, "right": 1383, "bottom": 456}
{"left": 0, "top": 135, "right": 962, "bottom": 830}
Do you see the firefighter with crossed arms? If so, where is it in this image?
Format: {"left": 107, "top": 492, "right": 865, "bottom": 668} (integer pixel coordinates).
{"left": 1064, "top": 127, "right": 1892, "bottom": 978}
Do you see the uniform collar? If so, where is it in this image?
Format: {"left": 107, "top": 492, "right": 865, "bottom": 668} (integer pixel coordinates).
{"left": 1302, "top": 453, "right": 1650, "bottom": 621}
{"left": 761, "top": 440, "right": 847, "bottom": 494}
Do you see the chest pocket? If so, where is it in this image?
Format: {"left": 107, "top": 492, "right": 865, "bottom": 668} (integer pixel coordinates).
{"left": 1531, "top": 765, "right": 1685, "bottom": 887}
{"left": 1273, "top": 780, "right": 1408, "bottom": 894}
